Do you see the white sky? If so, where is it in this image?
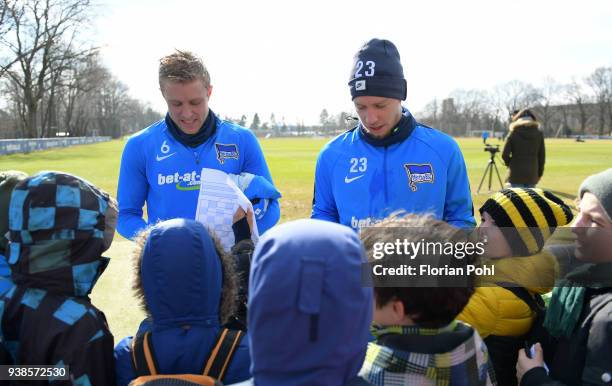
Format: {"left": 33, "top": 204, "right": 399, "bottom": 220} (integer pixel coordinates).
{"left": 94, "top": 0, "right": 612, "bottom": 125}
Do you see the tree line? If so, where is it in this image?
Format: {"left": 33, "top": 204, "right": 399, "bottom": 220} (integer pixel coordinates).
{"left": 239, "top": 68, "right": 612, "bottom": 139}
{"left": 0, "top": 0, "right": 161, "bottom": 139}
{"left": 220, "top": 111, "right": 355, "bottom": 136}
{"left": 2, "top": 1, "right": 611, "bottom": 139}
{"left": 418, "top": 70, "right": 612, "bottom": 138}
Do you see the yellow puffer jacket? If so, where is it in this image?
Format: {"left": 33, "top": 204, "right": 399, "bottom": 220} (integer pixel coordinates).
{"left": 457, "top": 250, "right": 558, "bottom": 338}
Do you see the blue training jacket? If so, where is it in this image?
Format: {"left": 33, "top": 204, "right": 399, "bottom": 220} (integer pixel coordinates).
{"left": 117, "top": 115, "right": 280, "bottom": 239}
{"left": 311, "top": 109, "right": 475, "bottom": 229}
{"left": 114, "top": 218, "right": 251, "bottom": 386}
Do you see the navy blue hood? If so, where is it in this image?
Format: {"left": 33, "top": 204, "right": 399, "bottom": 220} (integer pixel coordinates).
{"left": 140, "top": 218, "right": 227, "bottom": 328}
{"left": 118, "top": 219, "right": 250, "bottom": 384}
{"left": 248, "top": 219, "right": 372, "bottom": 386}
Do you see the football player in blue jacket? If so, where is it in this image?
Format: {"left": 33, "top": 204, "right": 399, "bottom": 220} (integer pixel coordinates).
{"left": 311, "top": 39, "right": 475, "bottom": 230}
{"left": 117, "top": 50, "right": 280, "bottom": 240}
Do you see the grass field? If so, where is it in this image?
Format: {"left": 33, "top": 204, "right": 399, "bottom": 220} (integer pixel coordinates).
{"left": 1, "top": 136, "right": 610, "bottom": 340}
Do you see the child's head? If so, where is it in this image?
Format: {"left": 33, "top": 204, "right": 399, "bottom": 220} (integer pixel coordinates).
{"left": 132, "top": 218, "right": 237, "bottom": 325}
{"left": 361, "top": 215, "right": 474, "bottom": 328}
{"left": 479, "top": 188, "right": 573, "bottom": 258}
{"left": 8, "top": 171, "right": 117, "bottom": 296}
{"left": 248, "top": 219, "right": 372, "bottom": 386}
{"left": 574, "top": 168, "right": 612, "bottom": 262}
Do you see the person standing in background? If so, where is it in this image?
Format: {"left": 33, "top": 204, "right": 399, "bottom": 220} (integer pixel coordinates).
{"left": 502, "top": 109, "right": 545, "bottom": 188}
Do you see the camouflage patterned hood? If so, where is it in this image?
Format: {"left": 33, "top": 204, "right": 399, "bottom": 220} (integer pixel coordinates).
{"left": 7, "top": 171, "right": 117, "bottom": 297}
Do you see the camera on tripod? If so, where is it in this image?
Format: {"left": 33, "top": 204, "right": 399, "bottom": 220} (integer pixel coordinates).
{"left": 477, "top": 138, "right": 503, "bottom": 193}
{"left": 484, "top": 144, "right": 500, "bottom": 155}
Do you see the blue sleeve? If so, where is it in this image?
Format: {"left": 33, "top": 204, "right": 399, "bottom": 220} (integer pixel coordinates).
{"left": 241, "top": 131, "right": 280, "bottom": 233}
{"left": 256, "top": 199, "right": 280, "bottom": 234}
{"left": 114, "top": 336, "right": 136, "bottom": 386}
{"left": 311, "top": 148, "right": 339, "bottom": 223}
{"left": 444, "top": 141, "right": 476, "bottom": 228}
{"left": 117, "top": 137, "right": 148, "bottom": 240}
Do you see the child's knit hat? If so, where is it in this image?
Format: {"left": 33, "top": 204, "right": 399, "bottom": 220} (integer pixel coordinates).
{"left": 480, "top": 188, "right": 573, "bottom": 256}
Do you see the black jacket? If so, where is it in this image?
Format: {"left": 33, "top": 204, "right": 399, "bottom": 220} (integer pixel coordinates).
{"left": 522, "top": 282, "right": 612, "bottom": 385}
{"left": 502, "top": 121, "right": 545, "bottom": 185}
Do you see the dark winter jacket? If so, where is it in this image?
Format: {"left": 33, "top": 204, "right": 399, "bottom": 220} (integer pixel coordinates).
{"left": 502, "top": 119, "right": 545, "bottom": 186}
{"left": 0, "top": 171, "right": 118, "bottom": 385}
{"left": 521, "top": 262, "right": 612, "bottom": 386}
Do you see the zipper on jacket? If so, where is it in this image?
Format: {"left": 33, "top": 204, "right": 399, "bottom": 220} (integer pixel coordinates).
{"left": 192, "top": 137, "right": 214, "bottom": 166}
{"left": 193, "top": 143, "right": 208, "bottom": 165}
{"left": 384, "top": 146, "right": 389, "bottom": 206}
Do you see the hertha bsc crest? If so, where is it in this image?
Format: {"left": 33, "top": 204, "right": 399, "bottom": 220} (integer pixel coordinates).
{"left": 215, "top": 143, "right": 239, "bottom": 165}
{"left": 404, "top": 164, "right": 435, "bottom": 192}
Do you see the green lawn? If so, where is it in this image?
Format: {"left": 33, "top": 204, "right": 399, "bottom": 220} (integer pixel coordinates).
{"left": 1, "top": 136, "right": 610, "bottom": 339}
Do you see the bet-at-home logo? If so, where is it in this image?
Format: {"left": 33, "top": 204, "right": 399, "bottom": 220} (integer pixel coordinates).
{"left": 157, "top": 171, "right": 201, "bottom": 191}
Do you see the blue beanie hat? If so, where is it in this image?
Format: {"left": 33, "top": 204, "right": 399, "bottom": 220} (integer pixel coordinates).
{"left": 349, "top": 38, "right": 407, "bottom": 101}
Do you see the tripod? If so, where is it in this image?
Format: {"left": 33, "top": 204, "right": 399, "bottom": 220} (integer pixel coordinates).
{"left": 477, "top": 151, "right": 503, "bottom": 193}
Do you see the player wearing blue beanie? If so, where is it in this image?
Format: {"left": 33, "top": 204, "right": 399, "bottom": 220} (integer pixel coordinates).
{"left": 312, "top": 38, "right": 475, "bottom": 229}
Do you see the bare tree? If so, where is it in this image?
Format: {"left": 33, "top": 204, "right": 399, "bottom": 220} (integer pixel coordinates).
{"left": 534, "top": 77, "right": 561, "bottom": 135}
{"left": 585, "top": 67, "right": 612, "bottom": 136}
{"left": 445, "top": 89, "right": 492, "bottom": 135}
{"left": 59, "top": 52, "right": 105, "bottom": 136}
{"left": 420, "top": 98, "right": 440, "bottom": 128}
{"left": 93, "top": 73, "right": 129, "bottom": 138}
{"left": 0, "top": 0, "right": 24, "bottom": 78}
{"left": 493, "top": 80, "right": 542, "bottom": 120}
{"left": 2, "top": 76, "right": 26, "bottom": 136}
{"left": 565, "top": 80, "right": 591, "bottom": 135}
{"left": 0, "top": 0, "right": 14, "bottom": 41}
{"left": 319, "top": 108, "right": 330, "bottom": 133}
{"left": 0, "top": 0, "right": 94, "bottom": 137}
{"left": 1, "top": 2, "right": 161, "bottom": 139}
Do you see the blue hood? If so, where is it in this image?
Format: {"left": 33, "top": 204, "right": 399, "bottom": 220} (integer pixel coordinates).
{"left": 248, "top": 219, "right": 372, "bottom": 386}
{"left": 114, "top": 218, "right": 252, "bottom": 385}
{"left": 141, "top": 218, "right": 222, "bottom": 328}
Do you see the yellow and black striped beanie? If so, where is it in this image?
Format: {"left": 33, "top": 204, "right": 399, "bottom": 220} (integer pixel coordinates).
{"left": 480, "top": 188, "right": 574, "bottom": 256}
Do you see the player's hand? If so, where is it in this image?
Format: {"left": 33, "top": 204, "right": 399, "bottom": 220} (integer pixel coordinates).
{"left": 516, "top": 342, "right": 544, "bottom": 384}
{"left": 232, "top": 207, "right": 254, "bottom": 243}
{"left": 233, "top": 207, "right": 254, "bottom": 231}
{"left": 245, "top": 207, "right": 254, "bottom": 233}
{"left": 233, "top": 207, "right": 246, "bottom": 224}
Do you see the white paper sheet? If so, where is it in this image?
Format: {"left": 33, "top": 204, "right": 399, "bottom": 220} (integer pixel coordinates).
{"left": 195, "top": 168, "right": 259, "bottom": 251}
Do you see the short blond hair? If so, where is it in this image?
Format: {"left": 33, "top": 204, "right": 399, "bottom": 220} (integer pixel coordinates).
{"left": 159, "top": 50, "right": 210, "bottom": 88}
